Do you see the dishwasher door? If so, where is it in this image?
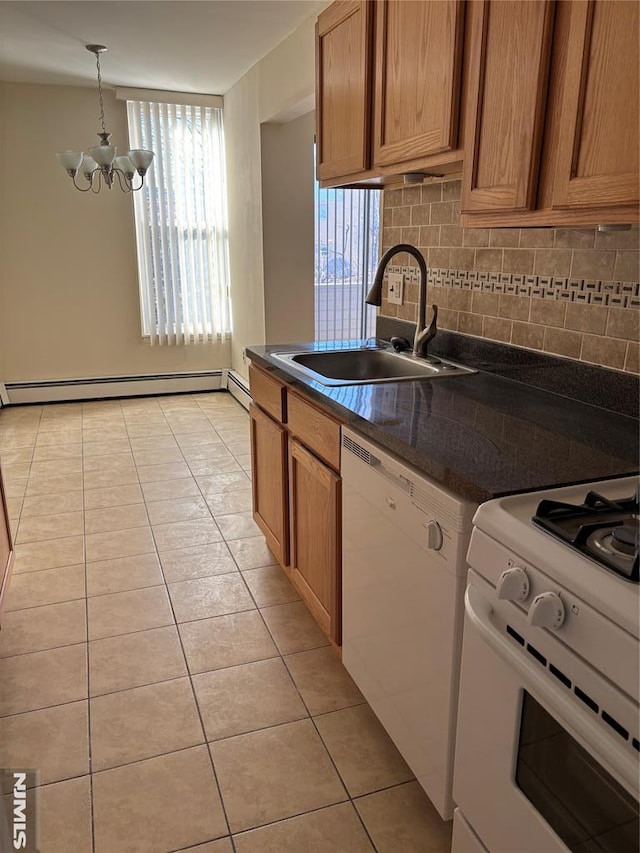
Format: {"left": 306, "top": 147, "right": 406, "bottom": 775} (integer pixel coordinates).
{"left": 341, "top": 427, "right": 474, "bottom": 820}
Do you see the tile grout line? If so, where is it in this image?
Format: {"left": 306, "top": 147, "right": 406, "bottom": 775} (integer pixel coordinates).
{"left": 180, "top": 393, "right": 255, "bottom": 853}
{"left": 85, "top": 396, "right": 149, "bottom": 852}
{"left": 9, "top": 406, "right": 42, "bottom": 545}
{"left": 83, "top": 399, "right": 101, "bottom": 853}
{"left": 127, "top": 394, "right": 237, "bottom": 850}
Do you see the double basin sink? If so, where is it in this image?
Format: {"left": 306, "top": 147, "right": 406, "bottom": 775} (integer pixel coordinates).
{"left": 272, "top": 345, "right": 476, "bottom": 386}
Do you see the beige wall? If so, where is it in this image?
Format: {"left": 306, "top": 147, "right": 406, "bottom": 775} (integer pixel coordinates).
{"left": 380, "top": 180, "right": 640, "bottom": 373}
{"left": 224, "top": 8, "right": 323, "bottom": 378}
{"left": 258, "top": 13, "right": 319, "bottom": 124}
{"left": 261, "top": 111, "right": 315, "bottom": 345}
{"left": 0, "top": 82, "right": 229, "bottom": 384}
{"left": 224, "top": 66, "right": 266, "bottom": 377}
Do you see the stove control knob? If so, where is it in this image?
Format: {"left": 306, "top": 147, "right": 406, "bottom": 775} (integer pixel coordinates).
{"left": 497, "top": 567, "right": 530, "bottom": 602}
{"left": 426, "top": 520, "right": 443, "bottom": 551}
{"left": 528, "top": 592, "right": 565, "bottom": 630}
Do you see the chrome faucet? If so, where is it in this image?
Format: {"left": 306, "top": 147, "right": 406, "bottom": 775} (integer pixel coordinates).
{"left": 365, "top": 244, "right": 438, "bottom": 360}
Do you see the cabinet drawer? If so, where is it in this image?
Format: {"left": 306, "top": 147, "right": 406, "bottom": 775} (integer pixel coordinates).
{"left": 249, "top": 364, "right": 287, "bottom": 423}
{"left": 287, "top": 392, "right": 341, "bottom": 471}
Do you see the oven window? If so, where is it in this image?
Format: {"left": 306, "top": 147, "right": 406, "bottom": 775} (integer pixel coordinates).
{"left": 516, "top": 692, "right": 639, "bottom": 853}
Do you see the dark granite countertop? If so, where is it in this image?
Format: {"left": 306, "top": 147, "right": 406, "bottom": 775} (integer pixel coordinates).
{"left": 246, "top": 338, "right": 639, "bottom": 504}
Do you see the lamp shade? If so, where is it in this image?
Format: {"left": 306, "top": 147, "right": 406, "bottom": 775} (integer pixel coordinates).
{"left": 56, "top": 150, "right": 83, "bottom": 172}
{"left": 81, "top": 155, "right": 98, "bottom": 178}
{"left": 128, "top": 149, "right": 154, "bottom": 173}
{"left": 89, "top": 145, "right": 117, "bottom": 167}
{"left": 115, "top": 155, "right": 135, "bottom": 176}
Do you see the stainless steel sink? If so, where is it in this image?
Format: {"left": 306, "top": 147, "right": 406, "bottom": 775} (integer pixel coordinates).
{"left": 271, "top": 347, "right": 476, "bottom": 386}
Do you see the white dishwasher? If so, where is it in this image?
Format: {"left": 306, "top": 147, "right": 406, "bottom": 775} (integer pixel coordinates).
{"left": 341, "top": 426, "right": 475, "bottom": 820}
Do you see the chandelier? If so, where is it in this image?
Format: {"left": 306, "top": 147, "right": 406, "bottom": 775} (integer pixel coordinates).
{"left": 56, "top": 45, "right": 154, "bottom": 193}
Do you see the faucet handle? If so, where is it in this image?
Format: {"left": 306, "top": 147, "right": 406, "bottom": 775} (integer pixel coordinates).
{"left": 427, "top": 304, "right": 438, "bottom": 334}
{"left": 414, "top": 304, "right": 439, "bottom": 360}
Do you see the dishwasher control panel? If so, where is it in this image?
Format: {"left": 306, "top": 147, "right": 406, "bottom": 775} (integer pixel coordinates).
{"left": 341, "top": 427, "right": 476, "bottom": 576}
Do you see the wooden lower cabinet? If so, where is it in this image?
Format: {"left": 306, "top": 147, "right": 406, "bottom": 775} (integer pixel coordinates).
{"left": 0, "top": 464, "right": 14, "bottom": 616}
{"left": 249, "top": 403, "right": 289, "bottom": 567}
{"left": 249, "top": 363, "right": 343, "bottom": 646}
{"left": 289, "top": 439, "right": 342, "bottom": 645}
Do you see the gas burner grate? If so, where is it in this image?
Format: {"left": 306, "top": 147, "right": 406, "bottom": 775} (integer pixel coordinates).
{"left": 532, "top": 488, "right": 639, "bottom": 582}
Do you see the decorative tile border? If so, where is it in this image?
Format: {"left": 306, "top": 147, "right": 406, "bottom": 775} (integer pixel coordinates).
{"left": 386, "top": 265, "right": 639, "bottom": 308}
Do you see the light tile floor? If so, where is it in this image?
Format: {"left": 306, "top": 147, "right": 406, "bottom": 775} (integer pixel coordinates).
{"left": 0, "top": 393, "right": 452, "bottom": 853}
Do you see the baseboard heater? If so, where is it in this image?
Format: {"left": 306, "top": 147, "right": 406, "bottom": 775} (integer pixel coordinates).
{"left": 4, "top": 370, "right": 227, "bottom": 405}
{"left": 226, "top": 370, "right": 251, "bottom": 411}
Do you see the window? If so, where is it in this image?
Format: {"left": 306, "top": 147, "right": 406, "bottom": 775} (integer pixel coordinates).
{"left": 314, "top": 181, "right": 381, "bottom": 342}
{"left": 127, "top": 101, "right": 231, "bottom": 345}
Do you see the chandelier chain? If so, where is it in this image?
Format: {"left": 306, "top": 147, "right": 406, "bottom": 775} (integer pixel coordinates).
{"left": 95, "top": 50, "right": 107, "bottom": 135}
{"left": 56, "top": 44, "right": 154, "bottom": 193}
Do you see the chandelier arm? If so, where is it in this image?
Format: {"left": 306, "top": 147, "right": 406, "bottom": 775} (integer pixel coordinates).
{"left": 71, "top": 173, "right": 95, "bottom": 193}
{"left": 130, "top": 173, "right": 145, "bottom": 192}
{"left": 90, "top": 172, "right": 102, "bottom": 194}
{"left": 112, "top": 169, "right": 132, "bottom": 193}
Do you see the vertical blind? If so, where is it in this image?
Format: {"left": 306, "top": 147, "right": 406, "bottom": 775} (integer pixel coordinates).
{"left": 127, "top": 101, "right": 231, "bottom": 345}
{"left": 314, "top": 183, "right": 380, "bottom": 342}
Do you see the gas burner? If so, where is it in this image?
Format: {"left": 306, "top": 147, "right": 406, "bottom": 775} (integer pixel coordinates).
{"left": 611, "top": 523, "right": 640, "bottom": 556}
{"left": 533, "top": 488, "right": 639, "bottom": 582}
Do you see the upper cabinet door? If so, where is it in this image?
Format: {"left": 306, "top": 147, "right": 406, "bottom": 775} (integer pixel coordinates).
{"left": 552, "top": 0, "right": 640, "bottom": 210}
{"left": 316, "top": 1, "right": 373, "bottom": 181}
{"left": 373, "top": 0, "right": 465, "bottom": 168}
{"left": 461, "top": 0, "right": 555, "bottom": 213}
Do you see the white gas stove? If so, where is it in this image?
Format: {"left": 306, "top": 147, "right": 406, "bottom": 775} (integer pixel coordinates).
{"left": 469, "top": 476, "right": 639, "bottom": 635}
{"left": 452, "top": 476, "right": 640, "bottom": 853}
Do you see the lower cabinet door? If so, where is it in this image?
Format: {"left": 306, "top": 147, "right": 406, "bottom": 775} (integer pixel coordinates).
{"left": 0, "top": 465, "right": 14, "bottom": 615}
{"left": 289, "top": 439, "right": 342, "bottom": 645}
{"left": 249, "top": 404, "right": 289, "bottom": 567}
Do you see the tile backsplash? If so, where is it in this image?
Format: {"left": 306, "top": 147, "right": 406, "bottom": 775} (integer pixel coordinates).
{"left": 380, "top": 181, "right": 639, "bottom": 374}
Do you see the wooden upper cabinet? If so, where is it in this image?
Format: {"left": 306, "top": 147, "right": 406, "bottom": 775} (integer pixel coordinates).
{"left": 462, "top": 0, "right": 555, "bottom": 214}
{"left": 552, "top": 0, "right": 640, "bottom": 210}
{"left": 316, "top": 1, "right": 373, "bottom": 181}
{"left": 373, "top": 0, "right": 465, "bottom": 168}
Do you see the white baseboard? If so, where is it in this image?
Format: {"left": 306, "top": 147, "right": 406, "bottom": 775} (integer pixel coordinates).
{"left": 4, "top": 371, "right": 225, "bottom": 405}
{"left": 0, "top": 384, "right": 8, "bottom": 407}
{"left": 227, "top": 370, "right": 251, "bottom": 411}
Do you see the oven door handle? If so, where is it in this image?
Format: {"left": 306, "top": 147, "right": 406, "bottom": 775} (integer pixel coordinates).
{"left": 465, "top": 582, "right": 639, "bottom": 795}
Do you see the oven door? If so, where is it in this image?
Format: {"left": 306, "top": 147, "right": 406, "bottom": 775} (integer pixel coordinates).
{"left": 453, "top": 571, "right": 639, "bottom": 853}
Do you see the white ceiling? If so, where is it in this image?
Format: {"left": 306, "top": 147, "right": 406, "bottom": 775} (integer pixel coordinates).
{"left": 0, "top": 1, "right": 325, "bottom": 94}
